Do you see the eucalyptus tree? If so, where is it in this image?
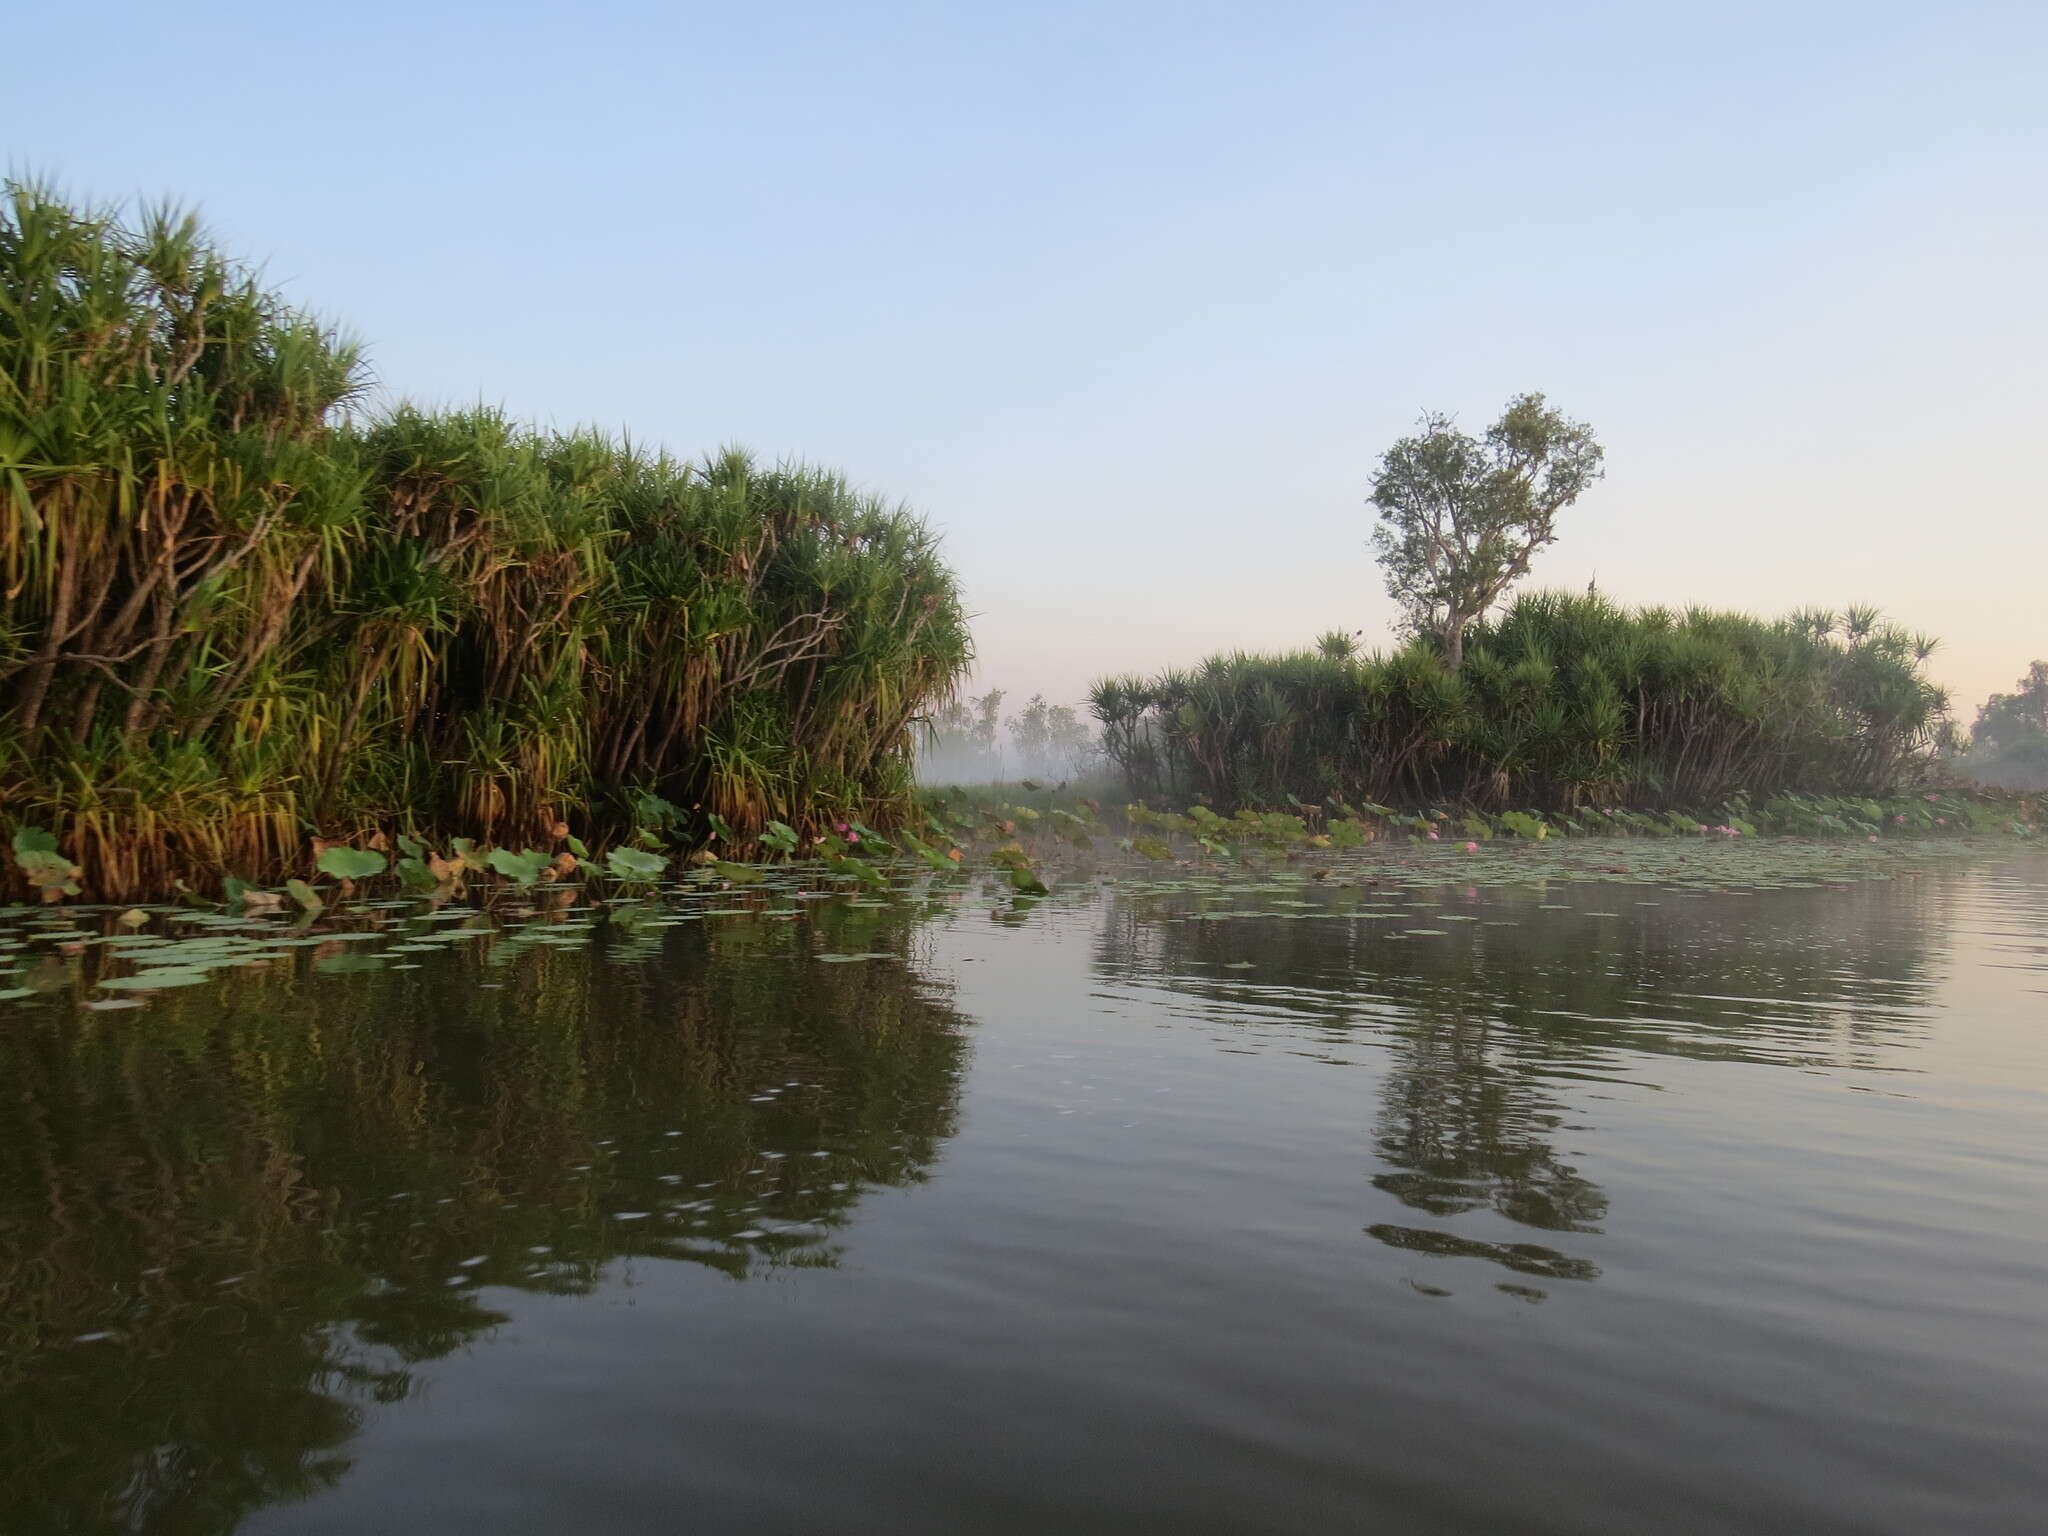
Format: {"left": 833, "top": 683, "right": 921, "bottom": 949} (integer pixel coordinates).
{"left": 1368, "top": 393, "right": 1605, "bottom": 668}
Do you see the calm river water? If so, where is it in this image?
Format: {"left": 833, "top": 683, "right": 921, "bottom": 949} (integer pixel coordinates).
{"left": 3, "top": 841, "right": 2044, "bottom": 1534}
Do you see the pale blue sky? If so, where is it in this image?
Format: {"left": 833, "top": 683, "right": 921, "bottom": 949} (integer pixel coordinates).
{"left": 10, "top": 1, "right": 2045, "bottom": 716}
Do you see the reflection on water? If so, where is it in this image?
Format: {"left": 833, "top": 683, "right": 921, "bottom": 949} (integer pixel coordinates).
{"left": 1092, "top": 871, "right": 1958, "bottom": 1292}
{"left": 2, "top": 844, "right": 2044, "bottom": 1535}
{"left": 0, "top": 903, "right": 968, "bottom": 1533}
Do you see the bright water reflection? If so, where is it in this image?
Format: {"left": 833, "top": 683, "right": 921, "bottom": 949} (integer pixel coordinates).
{"left": 2, "top": 844, "right": 2044, "bottom": 1534}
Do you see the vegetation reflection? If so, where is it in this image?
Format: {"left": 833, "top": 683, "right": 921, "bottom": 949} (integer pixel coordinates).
{"left": 1090, "top": 866, "right": 1951, "bottom": 1292}
{"left": 0, "top": 901, "right": 968, "bottom": 1534}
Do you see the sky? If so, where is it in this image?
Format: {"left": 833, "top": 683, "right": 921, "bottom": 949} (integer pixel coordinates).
{"left": 9, "top": 0, "right": 2045, "bottom": 720}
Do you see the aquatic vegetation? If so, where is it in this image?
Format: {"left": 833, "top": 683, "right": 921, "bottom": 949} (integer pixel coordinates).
{"left": 10, "top": 827, "right": 80, "bottom": 900}
{"left": 0, "top": 183, "right": 970, "bottom": 900}
{"left": 1091, "top": 591, "right": 1950, "bottom": 810}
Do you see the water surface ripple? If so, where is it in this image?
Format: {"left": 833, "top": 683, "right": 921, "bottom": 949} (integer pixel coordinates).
{"left": 2, "top": 845, "right": 2044, "bottom": 1534}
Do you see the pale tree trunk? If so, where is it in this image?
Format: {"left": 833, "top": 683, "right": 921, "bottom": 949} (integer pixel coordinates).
{"left": 1441, "top": 617, "right": 1467, "bottom": 670}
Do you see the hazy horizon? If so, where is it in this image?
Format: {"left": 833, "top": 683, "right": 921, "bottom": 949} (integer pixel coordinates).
{"left": 11, "top": 0, "right": 2043, "bottom": 721}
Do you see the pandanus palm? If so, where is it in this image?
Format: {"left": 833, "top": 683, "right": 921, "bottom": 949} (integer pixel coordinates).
{"left": 1097, "top": 588, "right": 1945, "bottom": 811}
{"left": 1, "top": 185, "right": 972, "bottom": 897}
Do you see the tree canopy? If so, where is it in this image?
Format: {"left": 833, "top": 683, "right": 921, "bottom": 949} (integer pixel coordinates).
{"left": 1369, "top": 393, "right": 1604, "bottom": 667}
{"left": 1964, "top": 662, "right": 2048, "bottom": 788}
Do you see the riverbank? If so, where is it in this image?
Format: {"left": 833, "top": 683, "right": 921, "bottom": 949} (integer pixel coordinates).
{"left": 6, "top": 784, "right": 2034, "bottom": 909}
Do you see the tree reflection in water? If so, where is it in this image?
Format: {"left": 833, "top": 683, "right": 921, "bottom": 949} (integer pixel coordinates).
{"left": 0, "top": 904, "right": 969, "bottom": 1534}
{"left": 1092, "top": 871, "right": 1946, "bottom": 1287}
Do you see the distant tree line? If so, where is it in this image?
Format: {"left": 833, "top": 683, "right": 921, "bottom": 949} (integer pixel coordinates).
{"left": 918, "top": 690, "right": 1098, "bottom": 783}
{"left": 1956, "top": 662, "right": 2048, "bottom": 789}
{"left": 1089, "top": 393, "right": 1959, "bottom": 809}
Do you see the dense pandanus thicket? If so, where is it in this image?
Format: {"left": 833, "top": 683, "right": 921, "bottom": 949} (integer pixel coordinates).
{"left": 1091, "top": 591, "right": 1949, "bottom": 810}
{"left": 0, "top": 182, "right": 970, "bottom": 896}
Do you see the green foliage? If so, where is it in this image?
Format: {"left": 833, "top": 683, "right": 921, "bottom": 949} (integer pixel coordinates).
{"left": 486, "top": 848, "right": 552, "bottom": 888}
{"left": 395, "top": 857, "right": 441, "bottom": 892}
{"left": 1093, "top": 592, "right": 1950, "bottom": 813}
{"left": 759, "top": 821, "right": 800, "bottom": 857}
{"left": 285, "top": 879, "right": 323, "bottom": 911}
{"left": 1498, "top": 811, "right": 1547, "bottom": 841}
{"left": 605, "top": 847, "right": 669, "bottom": 882}
{"left": 315, "top": 848, "right": 387, "bottom": 881}
{"left": 987, "top": 841, "right": 1051, "bottom": 893}
{"left": 634, "top": 796, "right": 688, "bottom": 832}
{"left": 1369, "top": 394, "right": 1604, "bottom": 665}
{"left": 11, "top": 825, "right": 81, "bottom": 898}
{"left": 12, "top": 827, "right": 58, "bottom": 857}
{"left": 822, "top": 853, "right": 887, "bottom": 889}
{"left": 0, "top": 182, "right": 970, "bottom": 901}
{"left": 897, "top": 831, "right": 962, "bottom": 874}
{"left": 847, "top": 821, "right": 892, "bottom": 851}
{"left": 1958, "top": 661, "right": 2048, "bottom": 790}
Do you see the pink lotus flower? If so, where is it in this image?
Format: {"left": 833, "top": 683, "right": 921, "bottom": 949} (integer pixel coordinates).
{"left": 1463, "top": 841, "right": 1478, "bottom": 852}
{"left": 1893, "top": 814, "right": 1906, "bottom": 824}
{"left": 1936, "top": 817, "right": 1947, "bottom": 825}
{"left": 1425, "top": 829, "right": 1440, "bottom": 840}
